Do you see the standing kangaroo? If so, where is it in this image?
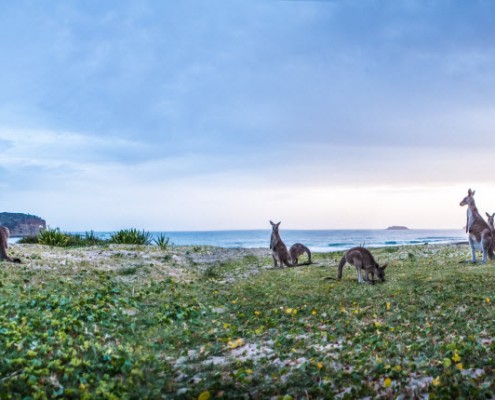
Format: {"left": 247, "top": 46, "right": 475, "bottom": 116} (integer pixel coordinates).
{"left": 327, "top": 247, "right": 387, "bottom": 284}
{"left": 460, "top": 189, "right": 493, "bottom": 263}
{"left": 289, "top": 243, "right": 312, "bottom": 265}
{"left": 269, "top": 221, "right": 293, "bottom": 268}
{"left": 0, "top": 226, "right": 21, "bottom": 263}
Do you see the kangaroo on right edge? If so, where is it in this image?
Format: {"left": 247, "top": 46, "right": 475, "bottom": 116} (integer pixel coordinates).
{"left": 0, "top": 226, "right": 21, "bottom": 263}
{"left": 327, "top": 247, "right": 387, "bottom": 284}
{"left": 269, "top": 221, "right": 293, "bottom": 268}
{"left": 460, "top": 189, "right": 493, "bottom": 263}
{"left": 289, "top": 243, "right": 312, "bottom": 265}
{"left": 486, "top": 212, "right": 495, "bottom": 233}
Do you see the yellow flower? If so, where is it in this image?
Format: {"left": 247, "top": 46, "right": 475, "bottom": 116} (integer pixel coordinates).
{"left": 292, "top": 309, "right": 297, "bottom": 316}
{"left": 384, "top": 378, "right": 392, "bottom": 388}
{"left": 486, "top": 297, "right": 491, "bottom": 303}
{"left": 227, "top": 338, "right": 244, "bottom": 349}
{"left": 223, "top": 323, "right": 230, "bottom": 329}
{"left": 311, "top": 309, "right": 317, "bottom": 315}
{"left": 317, "top": 362, "right": 323, "bottom": 369}
{"left": 432, "top": 376, "right": 440, "bottom": 386}
{"left": 456, "top": 363, "right": 463, "bottom": 370}
{"left": 198, "top": 391, "right": 211, "bottom": 400}
{"left": 374, "top": 321, "right": 382, "bottom": 328}
{"left": 386, "top": 302, "right": 391, "bottom": 310}
{"left": 452, "top": 352, "right": 461, "bottom": 362}
{"left": 340, "top": 306, "right": 346, "bottom": 313}
{"left": 353, "top": 309, "right": 359, "bottom": 315}
{"left": 246, "top": 369, "right": 253, "bottom": 374}
{"left": 285, "top": 308, "right": 293, "bottom": 314}
{"left": 254, "top": 311, "right": 261, "bottom": 316}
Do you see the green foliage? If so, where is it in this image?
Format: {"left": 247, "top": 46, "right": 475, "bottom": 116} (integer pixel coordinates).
{"left": 22, "top": 229, "right": 106, "bottom": 247}
{"left": 2, "top": 244, "right": 494, "bottom": 398}
{"left": 82, "top": 230, "right": 105, "bottom": 246}
{"left": 37, "top": 227, "right": 70, "bottom": 247}
{"left": 17, "top": 235, "right": 39, "bottom": 244}
{"left": 109, "top": 229, "right": 152, "bottom": 245}
{"left": 153, "top": 234, "right": 170, "bottom": 250}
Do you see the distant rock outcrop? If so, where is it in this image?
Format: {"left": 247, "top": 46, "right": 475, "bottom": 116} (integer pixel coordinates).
{"left": 386, "top": 226, "right": 409, "bottom": 230}
{"left": 0, "top": 212, "right": 46, "bottom": 237}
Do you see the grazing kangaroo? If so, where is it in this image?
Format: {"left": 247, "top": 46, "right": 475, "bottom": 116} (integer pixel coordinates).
{"left": 289, "top": 243, "right": 312, "bottom": 265}
{"left": 327, "top": 247, "right": 387, "bottom": 284}
{"left": 460, "top": 189, "right": 494, "bottom": 263}
{"left": 0, "top": 226, "right": 21, "bottom": 263}
{"left": 269, "top": 221, "right": 293, "bottom": 268}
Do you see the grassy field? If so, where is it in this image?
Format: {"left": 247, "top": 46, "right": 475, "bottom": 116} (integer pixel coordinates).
{"left": 1, "top": 243, "right": 495, "bottom": 399}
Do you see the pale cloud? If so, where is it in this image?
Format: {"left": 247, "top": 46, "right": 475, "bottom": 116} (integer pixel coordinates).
{"left": 1, "top": 1, "right": 495, "bottom": 230}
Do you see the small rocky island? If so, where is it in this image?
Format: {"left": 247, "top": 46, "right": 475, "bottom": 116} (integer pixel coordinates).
{"left": 0, "top": 212, "right": 46, "bottom": 237}
{"left": 386, "top": 226, "right": 409, "bottom": 230}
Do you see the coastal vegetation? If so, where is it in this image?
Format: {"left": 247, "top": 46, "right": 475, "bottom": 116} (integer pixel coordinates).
{"left": 18, "top": 228, "right": 162, "bottom": 247}
{"left": 0, "top": 242, "right": 494, "bottom": 398}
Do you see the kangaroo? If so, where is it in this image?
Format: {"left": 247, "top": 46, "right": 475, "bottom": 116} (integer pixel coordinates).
{"left": 327, "top": 247, "right": 387, "bottom": 284}
{"left": 269, "top": 221, "right": 293, "bottom": 268}
{"left": 486, "top": 212, "right": 495, "bottom": 232}
{"left": 289, "top": 243, "right": 312, "bottom": 265}
{"left": 459, "top": 189, "right": 494, "bottom": 263}
{"left": 0, "top": 226, "right": 21, "bottom": 263}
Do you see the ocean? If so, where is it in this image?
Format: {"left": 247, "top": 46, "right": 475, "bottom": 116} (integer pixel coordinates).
{"left": 79, "top": 229, "right": 466, "bottom": 252}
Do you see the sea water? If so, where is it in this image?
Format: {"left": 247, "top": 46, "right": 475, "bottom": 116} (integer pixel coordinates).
{"left": 85, "top": 229, "right": 466, "bottom": 252}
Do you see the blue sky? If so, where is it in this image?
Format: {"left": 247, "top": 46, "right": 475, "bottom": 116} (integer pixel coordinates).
{"left": 1, "top": 1, "right": 495, "bottom": 230}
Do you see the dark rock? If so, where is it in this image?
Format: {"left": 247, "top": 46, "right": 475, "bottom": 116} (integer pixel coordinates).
{"left": 0, "top": 212, "right": 46, "bottom": 237}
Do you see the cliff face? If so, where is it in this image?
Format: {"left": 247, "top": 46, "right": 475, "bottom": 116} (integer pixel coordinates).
{"left": 0, "top": 212, "right": 46, "bottom": 237}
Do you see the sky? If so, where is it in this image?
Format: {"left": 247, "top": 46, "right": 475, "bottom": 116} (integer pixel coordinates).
{"left": 1, "top": 0, "right": 495, "bottom": 231}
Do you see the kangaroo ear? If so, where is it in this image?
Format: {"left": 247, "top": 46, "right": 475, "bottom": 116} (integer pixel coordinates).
{"left": 472, "top": 190, "right": 476, "bottom": 196}
{"left": 270, "top": 220, "right": 275, "bottom": 226}
{"left": 381, "top": 263, "right": 388, "bottom": 270}
{"left": 487, "top": 212, "right": 491, "bottom": 218}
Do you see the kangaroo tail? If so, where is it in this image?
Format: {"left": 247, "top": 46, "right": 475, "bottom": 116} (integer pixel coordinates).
{"left": 283, "top": 258, "right": 294, "bottom": 268}
{"left": 337, "top": 255, "right": 346, "bottom": 280}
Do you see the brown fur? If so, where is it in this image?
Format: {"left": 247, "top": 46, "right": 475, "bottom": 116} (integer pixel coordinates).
{"left": 269, "top": 221, "right": 293, "bottom": 268}
{"left": 0, "top": 226, "right": 21, "bottom": 263}
{"left": 460, "top": 189, "right": 493, "bottom": 263}
{"left": 330, "top": 247, "right": 387, "bottom": 284}
{"left": 289, "top": 243, "right": 312, "bottom": 265}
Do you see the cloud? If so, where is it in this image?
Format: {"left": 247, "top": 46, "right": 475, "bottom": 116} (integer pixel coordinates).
{"left": 0, "top": 1, "right": 495, "bottom": 229}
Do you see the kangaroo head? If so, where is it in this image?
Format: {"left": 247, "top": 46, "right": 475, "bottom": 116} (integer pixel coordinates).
{"left": 270, "top": 220, "right": 281, "bottom": 233}
{"left": 460, "top": 189, "right": 475, "bottom": 207}
{"left": 376, "top": 263, "right": 387, "bottom": 282}
{"left": 486, "top": 212, "right": 495, "bottom": 229}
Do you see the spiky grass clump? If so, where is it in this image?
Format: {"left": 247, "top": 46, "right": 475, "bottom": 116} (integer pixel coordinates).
{"left": 153, "top": 234, "right": 170, "bottom": 250}
{"left": 110, "top": 229, "right": 152, "bottom": 245}
{"left": 37, "top": 227, "right": 70, "bottom": 247}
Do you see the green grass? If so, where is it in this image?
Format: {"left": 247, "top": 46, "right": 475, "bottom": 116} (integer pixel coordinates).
{"left": 1, "top": 244, "right": 494, "bottom": 398}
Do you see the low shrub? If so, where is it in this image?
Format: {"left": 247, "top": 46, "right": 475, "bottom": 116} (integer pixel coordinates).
{"left": 38, "top": 227, "right": 70, "bottom": 247}
{"left": 110, "top": 229, "right": 152, "bottom": 245}
{"left": 17, "top": 235, "right": 39, "bottom": 244}
{"left": 153, "top": 234, "right": 170, "bottom": 250}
